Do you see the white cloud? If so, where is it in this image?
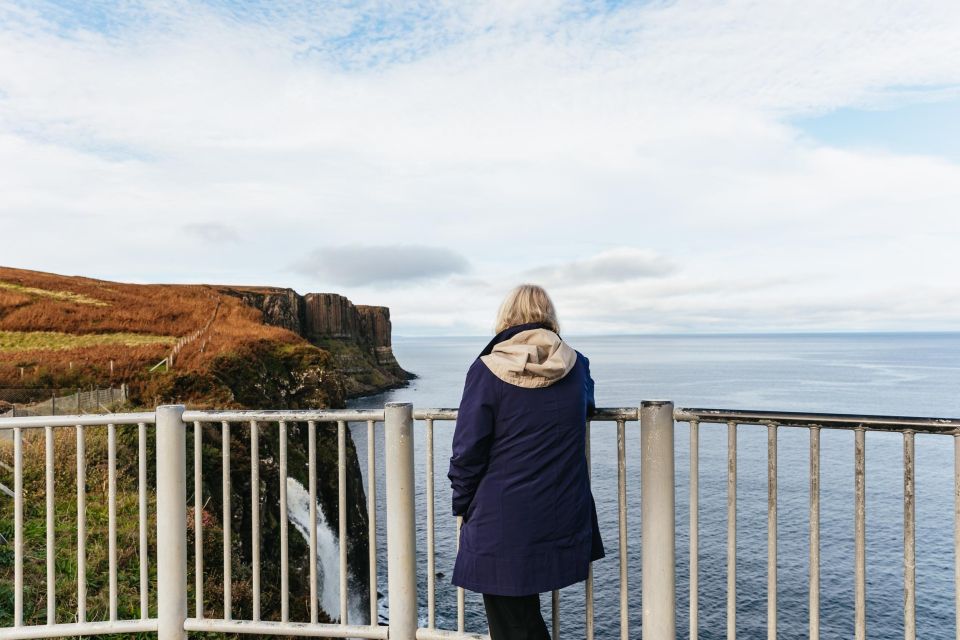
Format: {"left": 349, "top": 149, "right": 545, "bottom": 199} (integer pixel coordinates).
{"left": 0, "top": 1, "right": 959, "bottom": 332}
{"left": 523, "top": 248, "right": 676, "bottom": 285}
{"left": 182, "top": 222, "right": 240, "bottom": 243}
{"left": 293, "top": 245, "right": 469, "bottom": 286}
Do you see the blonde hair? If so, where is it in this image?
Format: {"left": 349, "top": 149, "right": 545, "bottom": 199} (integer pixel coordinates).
{"left": 494, "top": 284, "right": 560, "bottom": 334}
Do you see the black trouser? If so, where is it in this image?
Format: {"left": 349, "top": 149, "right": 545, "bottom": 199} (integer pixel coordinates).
{"left": 482, "top": 593, "right": 550, "bottom": 640}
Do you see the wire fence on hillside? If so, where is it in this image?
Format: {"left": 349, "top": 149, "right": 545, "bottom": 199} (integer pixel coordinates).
{"left": 0, "top": 385, "right": 127, "bottom": 417}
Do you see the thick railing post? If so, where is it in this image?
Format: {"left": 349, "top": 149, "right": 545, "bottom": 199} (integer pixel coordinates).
{"left": 385, "top": 402, "right": 417, "bottom": 640}
{"left": 156, "top": 405, "right": 187, "bottom": 640}
{"left": 641, "top": 400, "right": 676, "bottom": 639}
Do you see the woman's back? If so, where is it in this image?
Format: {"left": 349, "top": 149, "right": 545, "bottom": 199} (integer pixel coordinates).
{"left": 449, "top": 323, "right": 604, "bottom": 596}
{"left": 448, "top": 284, "right": 605, "bottom": 640}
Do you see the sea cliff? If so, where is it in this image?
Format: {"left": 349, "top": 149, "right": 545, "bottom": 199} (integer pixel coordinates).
{"left": 220, "top": 287, "right": 412, "bottom": 398}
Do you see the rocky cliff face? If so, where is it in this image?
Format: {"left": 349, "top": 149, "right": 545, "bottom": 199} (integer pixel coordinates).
{"left": 220, "top": 287, "right": 412, "bottom": 398}
{"left": 231, "top": 288, "right": 303, "bottom": 335}
{"left": 201, "top": 286, "right": 410, "bottom": 625}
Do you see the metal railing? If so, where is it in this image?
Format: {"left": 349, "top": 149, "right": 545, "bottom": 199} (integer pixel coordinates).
{"left": 413, "top": 406, "right": 650, "bottom": 640}
{"left": 179, "top": 406, "right": 389, "bottom": 640}
{"left": 1, "top": 402, "right": 958, "bottom": 640}
{"left": 0, "top": 412, "right": 159, "bottom": 639}
{"left": 672, "top": 407, "right": 960, "bottom": 640}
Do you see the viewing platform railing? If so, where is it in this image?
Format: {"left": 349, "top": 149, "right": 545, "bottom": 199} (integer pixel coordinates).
{"left": 0, "top": 402, "right": 958, "bottom": 640}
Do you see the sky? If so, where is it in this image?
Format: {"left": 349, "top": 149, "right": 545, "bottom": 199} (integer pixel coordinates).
{"left": 1, "top": 0, "right": 959, "bottom": 335}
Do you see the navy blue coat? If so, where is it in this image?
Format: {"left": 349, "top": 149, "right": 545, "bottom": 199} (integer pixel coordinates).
{"left": 448, "top": 322, "right": 605, "bottom": 596}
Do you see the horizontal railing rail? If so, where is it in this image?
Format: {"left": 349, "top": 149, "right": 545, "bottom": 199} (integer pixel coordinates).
{"left": 675, "top": 407, "right": 960, "bottom": 433}
{"left": 1, "top": 402, "right": 957, "bottom": 640}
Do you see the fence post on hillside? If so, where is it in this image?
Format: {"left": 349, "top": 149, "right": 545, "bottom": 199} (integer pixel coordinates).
{"left": 156, "top": 405, "right": 187, "bottom": 640}
{"left": 385, "top": 402, "right": 417, "bottom": 640}
{"left": 641, "top": 400, "right": 676, "bottom": 639}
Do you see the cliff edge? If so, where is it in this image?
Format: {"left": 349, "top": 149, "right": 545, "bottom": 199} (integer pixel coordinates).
{"left": 221, "top": 287, "right": 412, "bottom": 398}
{"left": 0, "top": 266, "right": 412, "bottom": 406}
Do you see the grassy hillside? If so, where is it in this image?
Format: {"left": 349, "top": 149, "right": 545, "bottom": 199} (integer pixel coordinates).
{"left": 0, "top": 267, "right": 351, "bottom": 408}
{"left": 0, "top": 423, "right": 341, "bottom": 636}
{"left": 0, "top": 266, "right": 384, "bottom": 635}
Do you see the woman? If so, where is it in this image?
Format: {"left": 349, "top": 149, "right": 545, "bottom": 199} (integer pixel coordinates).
{"left": 448, "top": 284, "right": 605, "bottom": 640}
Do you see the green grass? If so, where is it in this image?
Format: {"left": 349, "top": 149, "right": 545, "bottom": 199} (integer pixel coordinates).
{"left": 0, "top": 331, "right": 176, "bottom": 352}
{"left": 0, "top": 427, "right": 248, "bottom": 639}
{"left": 0, "top": 281, "right": 107, "bottom": 306}
{"left": 0, "top": 427, "right": 156, "bottom": 635}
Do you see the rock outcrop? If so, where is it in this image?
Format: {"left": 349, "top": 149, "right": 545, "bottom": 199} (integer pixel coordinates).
{"left": 303, "top": 293, "right": 356, "bottom": 339}
{"left": 232, "top": 288, "right": 303, "bottom": 335}
{"left": 222, "top": 287, "right": 412, "bottom": 398}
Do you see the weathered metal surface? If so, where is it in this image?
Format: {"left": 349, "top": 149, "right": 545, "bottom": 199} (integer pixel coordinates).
{"left": 309, "top": 421, "right": 318, "bottom": 624}
{"left": 138, "top": 422, "right": 149, "bottom": 619}
{"left": 641, "top": 400, "right": 676, "bottom": 640}
{"left": 767, "top": 425, "right": 778, "bottom": 640}
{"left": 193, "top": 422, "right": 204, "bottom": 618}
{"left": 676, "top": 408, "right": 960, "bottom": 434}
{"left": 250, "top": 420, "right": 261, "bottom": 621}
{"left": 156, "top": 405, "right": 187, "bottom": 640}
{"left": 183, "top": 409, "right": 385, "bottom": 423}
{"left": 385, "top": 402, "right": 417, "bottom": 640}
{"left": 415, "top": 628, "right": 490, "bottom": 640}
{"left": 904, "top": 431, "right": 916, "bottom": 640}
{"left": 426, "top": 418, "right": 437, "bottom": 629}
{"left": 690, "top": 420, "right": 700, "bottom": 640}
{"left": 108, "top": 423, "right": 118, "bottom": 621}
{"left": 76, "top": 425, "right": 87, "bottom": 624}
{"left": 367, "top": 419, "right": 378, "bottom": 626}
{"left": 0, "top": 620, "right": 159, "bottom": 639}
{"left": 13, "top": 427, "right": 22, "bottom": 627}
{"left": 280, "top": 420, "right": 289, "bottom": 622}
{"left": 617, "top": 418, "right": 628, "bottom": 640}
{"left": 0, "top": 411, "right": 155, "bottom": 429}
{"left": 457, "top": 514, "right": 465, "bottom": 633}
{"left": 222, "top": 421, "right": 232, "bottom": 620}
{"left": 854, "top": 428, "right": 866, "bottom": 640}
{"left": 727, "top": 421, "right": 737, "bottom": 640}
{"left": 585, "top": 420, "right": 595, "bottom": 640}
{"left": 552, "top": 590, "right": 560, "bottom": 640}
{"left": 45, "top": 426, "right": 55, "bottom": 624}
{"left": 4, "top": 403, "right": 960, "bottom": 640}
{"left": 183, "top": 618, "right": 389, "bottom": 638}
{"left": 413, "top": 407, "right": 639, "bottom": 422}
{"left": 809, "top": 427, "right": 820, "bottom": 640}
{"left": 338, "top": 420, "right": 348, "bottom": 624}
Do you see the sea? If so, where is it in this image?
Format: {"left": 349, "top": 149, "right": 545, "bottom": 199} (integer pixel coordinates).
{"left": 347, "top": 333, "right": 960, "bottom": 639}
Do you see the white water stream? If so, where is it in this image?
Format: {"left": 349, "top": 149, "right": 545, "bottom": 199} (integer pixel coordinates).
{"left": 286, "top": 477, "right": 367, "bottom": 625}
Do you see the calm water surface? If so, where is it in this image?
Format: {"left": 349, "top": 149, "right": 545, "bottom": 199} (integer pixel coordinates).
{"left": 349, "top": 333, "right": 960, "bottom": 639}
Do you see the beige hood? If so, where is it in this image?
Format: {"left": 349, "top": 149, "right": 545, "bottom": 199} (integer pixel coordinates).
{"left": 480, "top": 328, "right": 577, "bottom": 388}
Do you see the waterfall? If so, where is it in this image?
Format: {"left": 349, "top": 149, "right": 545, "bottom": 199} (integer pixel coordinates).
{"left": 286, "top": 477, "right": 367, "bottom": 625}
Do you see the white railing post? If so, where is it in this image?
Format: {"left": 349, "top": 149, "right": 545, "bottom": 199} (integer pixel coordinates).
{"left": 641, "top": 400, "right": 676, "bottom": 639}
{"left": 156, "top": 404, "right": 187, "bottom": 640}
{"left": 385, "top": 402, "right": 417, "bottom": 640}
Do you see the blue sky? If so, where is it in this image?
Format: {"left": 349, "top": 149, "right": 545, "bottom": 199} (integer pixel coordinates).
{"left": 1, "top": 0, "right": 959, "bottom": 334}
{"left": 795, "top": 98, "right": 960, "bottom": 162}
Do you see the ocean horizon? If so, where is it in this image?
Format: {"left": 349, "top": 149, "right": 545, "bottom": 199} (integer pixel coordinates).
{"left": 350, "top": 331, "right": 960, "bottom": 639}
